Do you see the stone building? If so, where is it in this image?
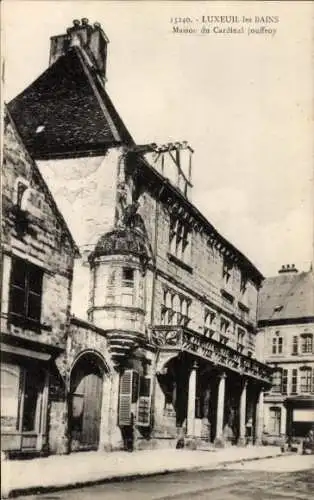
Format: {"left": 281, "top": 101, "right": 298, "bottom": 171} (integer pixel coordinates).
{"left": 258, "top": 265, "right": 314, "bottom": 442}
{"left": 6, "top": 19, "right": 272, "bottom": 453}
{"left": 1, "top": 109, "right": 78, "bottom": 455}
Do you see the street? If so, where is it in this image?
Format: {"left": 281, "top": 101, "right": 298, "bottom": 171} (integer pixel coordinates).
{"left": 18, "top": 455, "right": 313, "bottom": 500}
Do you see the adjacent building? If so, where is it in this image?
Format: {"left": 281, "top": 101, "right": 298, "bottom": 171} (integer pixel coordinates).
{"left": 1, "top": 109, "right": 78, "bottom": 455}
{"left": 258, "top": 265, "right": 314, "bottom": 441}
{"left": 3, "top": 18, "right": 272, "bottom": 456}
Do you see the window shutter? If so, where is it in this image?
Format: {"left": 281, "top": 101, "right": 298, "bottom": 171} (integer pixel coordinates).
{"left": 292, "top": 336, "right": 298, "bottom": 355}
{"left": 137, "top": 376, "right": 152, "bottom": 427}
{"left": 118, "top": 370, "right": 133, "bottom": 426}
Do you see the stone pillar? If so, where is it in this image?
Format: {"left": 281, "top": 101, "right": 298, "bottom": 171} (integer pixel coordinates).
{"left": 286, "top": 405, "right": 293, "bottom": 441}
{"left": 280, "top": 405, "right": 287, "bottom": 436}
{"left": 255, "top": 388, "right": 264, "bottom": 445}
{"left": 37, "top": 370, "right": 50, "bottom": 452}
{"left": 187, "top": 361, "right": 198, "bottom": 436}
{"left": 238, "top": 379, "right": 247, "bottom": 446}
{"left": 215, "top": 372, "right": 226, "bottom": 446}
{"left": 98, "top": 374, "right": 112, "bottom": 451}
{"left": 108, "top": 369, "right": 123, "bottom": 450}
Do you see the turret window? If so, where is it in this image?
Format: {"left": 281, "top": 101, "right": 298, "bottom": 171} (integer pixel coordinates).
{"left": 121, "top": 268, "right": 135, "bottom": 306}
{"left": 122, "top": 268, "right": 134, "bottom": 287}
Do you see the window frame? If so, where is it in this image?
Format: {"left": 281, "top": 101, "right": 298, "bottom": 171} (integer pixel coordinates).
{"left": 272, "top": 370, "right": 282, "bottom": 393}
{"left": 291, "top": 368, "right": 298, "bottom": 394}
{"left": 9, "top": 257, "right": 44, "bottom": 328}
{"left": 168, "top": 214, "right": 192, "bottom": 264}
{"left": 272, "top": 335, "right": 283, "bottom": 355}
{"left": 301, "top": 334, "right": 313, "bottom": 354}
{"left": 300, "top": 367, "right": 312, "bottom": 394}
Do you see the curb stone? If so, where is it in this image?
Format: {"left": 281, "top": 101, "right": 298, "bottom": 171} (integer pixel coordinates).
{"left": 1, "top": 451, "right": 290, "bottom": 498}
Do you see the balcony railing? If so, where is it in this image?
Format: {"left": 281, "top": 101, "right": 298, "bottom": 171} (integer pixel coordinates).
{"left": 151, "top": 325, "right": 272, "bottom": 385}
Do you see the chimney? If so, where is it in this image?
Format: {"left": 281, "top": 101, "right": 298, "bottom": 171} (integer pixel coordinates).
{"left": 49, "top": 19, "right": 109, "bottom": 82}
{"left": 278, "top": 264, "right": 298, "bottom": 274}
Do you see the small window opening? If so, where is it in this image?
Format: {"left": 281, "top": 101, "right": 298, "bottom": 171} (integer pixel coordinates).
{"left": 122, "top": 268, "right": 134, "bottom": 287}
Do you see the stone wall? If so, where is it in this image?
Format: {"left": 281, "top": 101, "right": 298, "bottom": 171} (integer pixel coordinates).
{"left": 37, "top": 149, "right": 122, "bottom": 319}
{"left": 136, "top": 185, "right": 260, "bottom": 357}
{"left": 2, "top": 113, "right": 77, "bottom": 456}
{"left": 67, "top": 317, "right": 113, "bottom": 374}
{"left": 2, "top": 115, "right": 75, "bottom": 349}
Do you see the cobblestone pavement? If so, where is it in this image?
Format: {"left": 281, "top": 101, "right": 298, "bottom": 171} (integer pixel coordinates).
{"left": 17, "top": 455, "right": 313, "bottom": 500}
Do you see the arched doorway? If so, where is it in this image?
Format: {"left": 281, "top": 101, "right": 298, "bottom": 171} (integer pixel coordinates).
{"left": 69, "top": 352, "right": 107, "bottom": 451}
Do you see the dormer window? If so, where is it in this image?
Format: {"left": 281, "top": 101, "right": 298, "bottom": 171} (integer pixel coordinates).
{"left": 274, "top": 305, "right": 283, "bottom": 313}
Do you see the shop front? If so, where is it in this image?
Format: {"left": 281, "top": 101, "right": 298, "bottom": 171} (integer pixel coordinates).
{"left": 285, "top": 396, "right": 314, "bottom": 439}
{"left": 1, "top": 334, "right": 63, "bottom": 456}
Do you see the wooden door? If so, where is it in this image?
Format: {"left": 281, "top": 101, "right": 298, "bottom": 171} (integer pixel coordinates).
{"left": 72, "top": 371, "right": 103, "bottom": 450}
{"left": 81, "top": 373, "right": 102, "bottom": 448}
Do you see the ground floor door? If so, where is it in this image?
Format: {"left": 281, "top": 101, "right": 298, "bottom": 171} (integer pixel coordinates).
{"left": 70, "top": 355, "right": 104, "bottom": 451}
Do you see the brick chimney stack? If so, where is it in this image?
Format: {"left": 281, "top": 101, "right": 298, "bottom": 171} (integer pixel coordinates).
{"left": 49, "top": 19, "right": 109, "bottom": 82}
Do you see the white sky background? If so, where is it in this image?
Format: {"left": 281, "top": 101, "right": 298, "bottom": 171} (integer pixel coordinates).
{"left": 2, "top": 0, "right": 314, "bottom": 277}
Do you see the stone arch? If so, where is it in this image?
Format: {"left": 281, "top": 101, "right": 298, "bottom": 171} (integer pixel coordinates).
{"left": 156, "top": 352, "right": 180, "bottom": 374}
{"left": 69, "top": 350, "right": 111, "bottom": 452}
{"left": 156, "top": 353, "right": 189, "bottom": 428}
{"left": 69, "top": 349, "right": 112, "bottom": 381}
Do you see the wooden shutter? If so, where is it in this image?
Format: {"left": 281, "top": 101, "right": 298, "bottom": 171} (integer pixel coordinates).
{"left": 137, "top": 376, "right": 152, "bottom": 427}
{"left": 118, "top": 370, "right": 133, "bottom": 426}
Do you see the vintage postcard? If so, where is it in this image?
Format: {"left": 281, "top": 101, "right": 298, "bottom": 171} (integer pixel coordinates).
{"left": 1, "top": 1, "right": 313, "bottom": 499}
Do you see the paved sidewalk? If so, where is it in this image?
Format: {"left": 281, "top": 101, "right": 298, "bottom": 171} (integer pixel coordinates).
{"left": 1, "top": 446, "right": 285, "bottom": 498}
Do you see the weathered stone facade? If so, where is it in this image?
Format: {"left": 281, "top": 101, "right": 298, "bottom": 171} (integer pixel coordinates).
{"left": 1, "top": 111, "right": 77, "bottom": 456}
{"left": 4, "top": 18, "right": 273, "bottom": 456}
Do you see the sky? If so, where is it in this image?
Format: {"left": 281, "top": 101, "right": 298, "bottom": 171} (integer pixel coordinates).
{"left": 2, "top": 0, "right": 314, "bottom": 277}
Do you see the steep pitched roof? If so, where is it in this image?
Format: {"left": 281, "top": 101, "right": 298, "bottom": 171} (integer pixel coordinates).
{"left": 4, "top": 106, "right": 80, "bottom": 256}
{"left": 258, "top": 270, "right": 314, "bottom": 324}
{"left": 7, "top": 47, "right": 134, "bottom": 159}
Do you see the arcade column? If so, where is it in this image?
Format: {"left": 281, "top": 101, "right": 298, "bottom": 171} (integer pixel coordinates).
{"left": 215, "top": 372, "right": 226, "bottom": 446}
{"left": 255, "top": 387, "right": 264, "bottom": 445}
{"left": 187, "top": 361, "right": 198, "bottom": 436}
{"left": 238, "top": 379, "right": 247, "bottom": 446}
